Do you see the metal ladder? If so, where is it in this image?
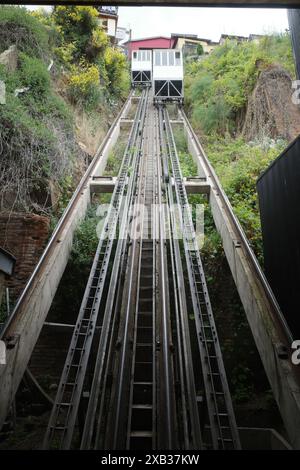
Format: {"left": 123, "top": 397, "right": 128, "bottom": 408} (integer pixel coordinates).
{"left": 127, "top": 106, "right": 157, "bottom": 450}
{"left": 162, "top": 107, "right": 241, "bottom": 450}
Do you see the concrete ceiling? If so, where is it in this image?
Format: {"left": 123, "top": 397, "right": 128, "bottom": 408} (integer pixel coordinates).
{"left": 21, "top": 1, "right": 300, "bottom": 7}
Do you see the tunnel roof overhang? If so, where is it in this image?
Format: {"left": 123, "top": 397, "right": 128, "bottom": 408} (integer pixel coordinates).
{"left": 11, "top": 1, "right": 300, "bottom": 7}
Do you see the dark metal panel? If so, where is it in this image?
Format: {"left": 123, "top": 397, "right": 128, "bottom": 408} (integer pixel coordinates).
{"left": 287, "top": 9, "right": 300, "bottom": 80}
{"left": 0, "top": 247, "right": 16, "bottom": 277}
{"left": 257, "top": 136, "right": 300, "bottom": 337}
{"left": 9, "top": 1, "right": 300, "bottom": 6}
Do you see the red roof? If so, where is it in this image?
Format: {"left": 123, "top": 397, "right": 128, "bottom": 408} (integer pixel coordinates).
{"left": 125, "top": 36, "right": 176, "bottom": 56}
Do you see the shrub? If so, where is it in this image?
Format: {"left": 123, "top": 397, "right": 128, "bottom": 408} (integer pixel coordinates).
{"left": 185, "top": 33, "right": 294, "bottom": 136}
{"left": 18, "top": 53, "right": 50, "bottom": 96}
{"left": 52, "top": 6, "right": 99, "bottom": 60}
{"left": 0, "top": 5, "right": 49, "bottom": 59}
{"left": 197, "top": 44, "right": 204, "bottom": 56}
{"left": 68, "top": 62, "right": 101, "bottom": 109}
{"left": 205, "top": 136, "right": 287, "bottom": 260}
{"left": 54, "top": 42, "right": 76, "bottom": 66}
{"left": 104, "top": 48, "right": 130, "bottom": 98}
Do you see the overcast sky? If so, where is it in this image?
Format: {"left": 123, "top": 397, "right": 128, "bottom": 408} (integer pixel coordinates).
{"left": 27, "top": 6, "right": 289, "bottom": 42}
{"left": 118, "top": 7, "right": 289, "bottom": 42}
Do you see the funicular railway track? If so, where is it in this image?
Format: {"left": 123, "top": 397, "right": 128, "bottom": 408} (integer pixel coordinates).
{"left": 1, "top": 86, "right": 300, "bottom": 449}
{"left": 2, "top": 37, "right": 300, "bottom": 450}
{"left": 41, "top": 91, "right": 241, "bottom": 450}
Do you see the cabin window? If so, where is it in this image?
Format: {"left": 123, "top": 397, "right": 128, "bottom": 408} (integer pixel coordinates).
{"left": 175, "top": 51, "right": 181, "bottom": 65}
{"left": 155, "top": 51, "right": 161, "bottom": 66}
{"left": 162, "top": 51, "right": 168, "bottom": 66}
{"left": 133, "top": 52, "right": 137, "bottom": 60}
{"left": 142, "top": 50, "right": 146, "bottom": 61}
{"left": 169, "top": 51, "right": 174, "bottom": 66}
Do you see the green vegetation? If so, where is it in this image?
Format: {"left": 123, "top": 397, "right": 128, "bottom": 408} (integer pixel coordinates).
{"left": 185, "top": 34, "right": 293, "bottom": 260}
{"left": 0, "top": 6, "right": 130, "bottom": 213}
{"left": 205, "top": 137, "right": 286, "bottom": 260}
{"left": 196, "top": 44, "right": 204, "bottom": 56}
{"left": 0, "top": 5, "right": 49, "bottom": 58}
{"left": 104, "top": 139, "right": 127, "bottom": 176}
{"left": 172, "top": 126, "right": 198, "bottom": 177}
{"left": 70, "top": 204, "right": 99, "bottom": 267}
{"left": 48, "top": 203, "right": 100, "bottom": 323}
{"left": 47, "top": 6, "right": 130, "bottom": 107}
{"left": 185, "top": 33, "right": 294, "bottom": 135}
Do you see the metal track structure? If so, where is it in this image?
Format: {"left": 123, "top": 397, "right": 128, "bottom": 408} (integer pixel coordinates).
{"left": 103, "top": 93, "right": 176, "bottom": 450}
{"left": 125, "top": 101, "right": 159, "bottom": 449}
{"left": 158, "top": 107, "right": 203, "bottom": 450}
{"left": 161, "top": 106, "right": 241, "bottom": 450}
{"left": 43, "top": 89, "right": 149, "bottom": 450}
{"left": 42, "top": 94, "right": 242, "bottom": 451}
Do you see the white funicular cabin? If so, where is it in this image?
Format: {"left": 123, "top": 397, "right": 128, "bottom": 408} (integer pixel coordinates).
{"left": 131, "top": 49, "right": 152, "bottom": 86}
{"left": 152, "top": 49, "right": 184, "bottom": 104}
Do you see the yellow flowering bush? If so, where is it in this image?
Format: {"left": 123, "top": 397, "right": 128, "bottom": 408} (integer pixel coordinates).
{"left": 69, "top": 63, "right": 99, "bottom": 93}
{"left": 54, "top": 6, "right": 99, "bottom": 24}
{"left": 68, "top": 62, "right": 101, "bottom": 108}
{"left": 54, "top": 42, "right": 76, "bottom": 65}
{"left": 92, "top": 28, "right": 108, "bottom": 51}
{"left": 104, "top": 48, "right": 129, "bottom": 97}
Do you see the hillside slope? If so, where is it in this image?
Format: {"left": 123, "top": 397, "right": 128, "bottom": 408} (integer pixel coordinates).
{"left": 0, "top": 6, "right": 129, "bottom": 215}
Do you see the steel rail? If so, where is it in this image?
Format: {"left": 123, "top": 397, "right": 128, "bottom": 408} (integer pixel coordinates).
{"left": 0, "top": 91, "right": 134, "bottom": 341}
{"left": 163, "top": 107, "right": 241, "bottom": 449}
{"left": 155, "top": 107, "right": 177, "bottom": 449}
{"left": 80, "top": 90, "right": 149, "bottom": 450}
{"left": 179, "top": 109, "right": 293, "bottom": 346}
{"left": 109, "top": 88, "right": 150, "bottom": 449}
{"left": 158, "top": 106, "right": 203, "bottom": 449}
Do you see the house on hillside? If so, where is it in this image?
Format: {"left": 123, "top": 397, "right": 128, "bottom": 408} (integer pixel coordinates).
{"left": 248, "top": 33, "right": 266, "bottom": 43}
{"left": 219, "top": 34, "right": 248, "bottom": 45}
{"left": 124, "top": 34, "right": 219, "bottom": 59}
{"left": 171, "top": 33, "right": 218, "bottom": 56}
{"left": 96, "top": 6, "right": 119, "bottom": 44}
{"left": 123, "top": 36, "right": 175, "bottom": 58}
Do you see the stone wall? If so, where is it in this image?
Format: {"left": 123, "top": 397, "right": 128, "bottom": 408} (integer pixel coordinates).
{"left": 0, "top": 212, "right": 50, "bottom": 301}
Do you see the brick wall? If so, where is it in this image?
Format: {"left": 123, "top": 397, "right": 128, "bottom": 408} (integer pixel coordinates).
{"left": 0, "top": 212, "right": 50, "bottom": 301}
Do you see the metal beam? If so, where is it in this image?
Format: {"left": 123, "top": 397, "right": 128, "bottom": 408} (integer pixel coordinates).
{"left": 90, "top": 176, "right": 211, "bottom": 194}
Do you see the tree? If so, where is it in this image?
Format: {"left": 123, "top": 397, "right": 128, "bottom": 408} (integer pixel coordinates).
{"left": 197, "top": 44, "right": 204, "bottom": 56}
